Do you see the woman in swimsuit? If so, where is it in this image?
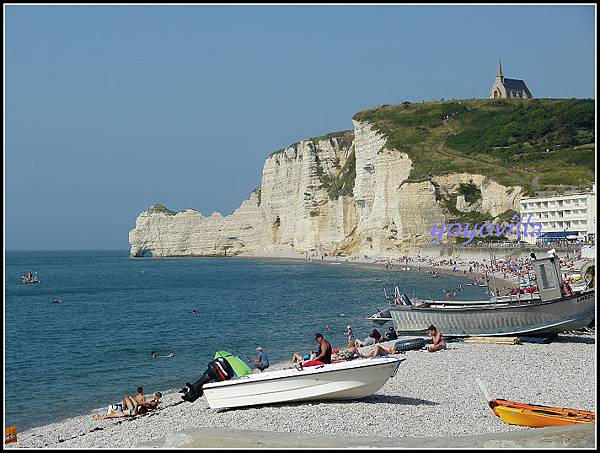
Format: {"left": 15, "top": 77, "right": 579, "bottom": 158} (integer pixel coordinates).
{"left": 92, "top": 396, "right": 141, "bottom": 420}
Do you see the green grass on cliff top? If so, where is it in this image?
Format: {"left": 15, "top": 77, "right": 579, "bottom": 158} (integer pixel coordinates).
{"left": 353, "top": 98, "right": 595, "bottom": 195}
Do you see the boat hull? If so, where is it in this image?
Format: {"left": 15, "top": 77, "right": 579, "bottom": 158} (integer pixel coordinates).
{"left": 490, "top": 399, "right": 595, "bottom": 427}
{"left": 203, "top": 357, "right": 402, "bottom": 409}
{"left": 389, "top": 291, "right": 595, "bottom": 337}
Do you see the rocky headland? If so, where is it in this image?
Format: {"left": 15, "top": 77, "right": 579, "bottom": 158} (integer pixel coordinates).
{"left": 129, "top": 99, "right": 594, "bottom": 257}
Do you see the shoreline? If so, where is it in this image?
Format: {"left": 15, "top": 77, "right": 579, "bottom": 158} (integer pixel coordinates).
{"left": 10, "top": 331, "right": 595, "bottom": 448}
{"left": 236, "top": 250, "right": 518, "bottom": 293}
{"left": 8, "top": 252, "right": 595, "bottom": 448}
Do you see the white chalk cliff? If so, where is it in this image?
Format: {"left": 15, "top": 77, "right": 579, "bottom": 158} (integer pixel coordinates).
{"left": 129, "top": 122, "right": 521, "bottom": 257}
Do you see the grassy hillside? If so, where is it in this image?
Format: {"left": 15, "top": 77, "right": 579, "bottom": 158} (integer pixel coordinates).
{"left": 353, "top": 98, "right": 595, "bottom": 195}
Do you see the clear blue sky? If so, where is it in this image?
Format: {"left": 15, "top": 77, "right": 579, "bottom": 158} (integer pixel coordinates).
{"left": 5, "top": 5, "right": 596, "bottom": 250}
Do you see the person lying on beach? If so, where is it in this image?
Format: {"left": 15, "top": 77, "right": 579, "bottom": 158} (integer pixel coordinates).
{"left": 92, "top": 393, "right": 162, "bottom": 420}
{"left": 92, "top": 396, "right": 142, "bottom": 420}
{"left": 331, "top": 341, "right": 360, "bottom": 361}
{"left": 426, "top": 325, "right": 446, "bottom": 352}
{"left": 347, "top": 342, "right": 395, "bottom": 359}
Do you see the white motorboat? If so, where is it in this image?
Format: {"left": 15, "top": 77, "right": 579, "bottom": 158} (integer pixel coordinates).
{"left": 202, "top": 356, "right": 403, "bottom": 409}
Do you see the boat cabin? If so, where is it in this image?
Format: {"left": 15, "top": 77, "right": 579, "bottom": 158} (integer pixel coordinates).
{"left": 532, "top": 256, "right": 563, "bottom": 301}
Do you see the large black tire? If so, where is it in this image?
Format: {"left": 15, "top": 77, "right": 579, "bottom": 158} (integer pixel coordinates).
{"left": 394, "top": 338, "right": 428, "bottom": 352}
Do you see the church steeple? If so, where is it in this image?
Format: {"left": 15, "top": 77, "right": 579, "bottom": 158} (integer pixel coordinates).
{"left": 496, "top": 58, "right": 504, "bottom": 82}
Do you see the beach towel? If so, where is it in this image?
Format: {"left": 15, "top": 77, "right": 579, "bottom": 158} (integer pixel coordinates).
{"left": 107, "top": 403, "right": 123, "bottom": 415}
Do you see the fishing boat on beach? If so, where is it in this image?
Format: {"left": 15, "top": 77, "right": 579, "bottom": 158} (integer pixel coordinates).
{"left": 377, "top": 254, "right": 595, "bottom": 337}
{"left": 367, "top": 285, "right": 539, "bottom": 325}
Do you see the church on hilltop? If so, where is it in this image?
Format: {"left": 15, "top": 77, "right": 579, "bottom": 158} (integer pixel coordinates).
{"left": 490, "top": 59, "right": 533, "bottom": 99}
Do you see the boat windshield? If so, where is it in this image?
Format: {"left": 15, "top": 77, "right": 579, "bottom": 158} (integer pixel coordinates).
{"left": 538, "top": 263, "right": 558, "bottom": 290}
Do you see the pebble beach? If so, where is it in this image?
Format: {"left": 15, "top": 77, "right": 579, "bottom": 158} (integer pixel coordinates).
{"left": 11, "top": 330, "right": 595, "bottom": 448}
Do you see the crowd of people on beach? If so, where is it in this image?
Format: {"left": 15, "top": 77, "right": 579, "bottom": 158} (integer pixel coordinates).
{"left": 371, "top": 251, "right": 590, "bottom": 297}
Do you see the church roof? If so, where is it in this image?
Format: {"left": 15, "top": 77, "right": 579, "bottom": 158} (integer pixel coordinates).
{"left": 503, "top": 78, "right": 532, "bottom": 97}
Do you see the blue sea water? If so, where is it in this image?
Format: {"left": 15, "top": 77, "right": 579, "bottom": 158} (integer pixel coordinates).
{"left": 4, "top": 250, "right": 489, "bottom": 430}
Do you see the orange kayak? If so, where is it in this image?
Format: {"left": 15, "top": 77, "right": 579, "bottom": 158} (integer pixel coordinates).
{"left": 489, "top": 399, "right": 595, "bottom": 427}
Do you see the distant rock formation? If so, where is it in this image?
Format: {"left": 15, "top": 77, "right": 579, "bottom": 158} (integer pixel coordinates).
{"left": 129, "top": 122, "right": 521, "bottom": 257}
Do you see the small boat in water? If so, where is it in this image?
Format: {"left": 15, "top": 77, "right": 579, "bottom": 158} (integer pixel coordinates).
{"left": 202, "top": 357, "right": 403, "bottom": 409}
{"left": 489, "top": 399, "right": 595, "bottom": 427}
{"left": 21, "top": 272, "right": 40, "bottom": 284}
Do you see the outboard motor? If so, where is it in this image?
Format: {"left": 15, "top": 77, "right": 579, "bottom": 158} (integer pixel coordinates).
{"left": 180, "top": 357, "right": 235, "bottom": 403}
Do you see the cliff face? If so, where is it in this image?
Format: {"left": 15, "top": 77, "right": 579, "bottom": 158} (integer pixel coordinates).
{"left": 129, "top": 123, "right": 521, "bottom": 257}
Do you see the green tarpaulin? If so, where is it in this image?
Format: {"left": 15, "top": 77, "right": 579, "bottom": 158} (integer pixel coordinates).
{"left": 214, "top": 351, "right": 254, "bottom": 377}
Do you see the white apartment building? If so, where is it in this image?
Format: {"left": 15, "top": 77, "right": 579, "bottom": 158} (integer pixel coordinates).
{"left": 519, "top": 184, "right": 596, "bottom": 244}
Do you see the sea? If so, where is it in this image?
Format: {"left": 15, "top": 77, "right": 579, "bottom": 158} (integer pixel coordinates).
{"left": 4, "top": 250, "right": 490, "bottom": 430}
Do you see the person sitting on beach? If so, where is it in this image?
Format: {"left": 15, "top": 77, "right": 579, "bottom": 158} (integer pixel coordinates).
{"left": 291, "top": 352, "right": 306, "bottom": 363}
{"left": 362, "top": 329, "right": 382, "bottom": 347}
{"left": 139, "top": 392, "right": 162, "bottom": 410}
{"left": 251, "top": 347, "right": 270, "bottom": 371}
{"left": 382, "top": 326, "right": 398, "bottom": 342}
{"left": 426, "top": 325, "right": 446, "bottom": 353}
{"left": 134, "top": 386, "right": 145, "bottom": 404}
{"left": 300, "top": 333, "right": 332, "bottom": 367}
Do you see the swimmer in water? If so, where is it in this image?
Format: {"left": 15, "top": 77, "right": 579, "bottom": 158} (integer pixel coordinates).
{"left": 151, "top": 351, "right": 175, "bottom": 358}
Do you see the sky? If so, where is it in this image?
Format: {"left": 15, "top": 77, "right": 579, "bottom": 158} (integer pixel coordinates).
{"left": 4, "top": 4, "right": 596, "bottom": 250}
